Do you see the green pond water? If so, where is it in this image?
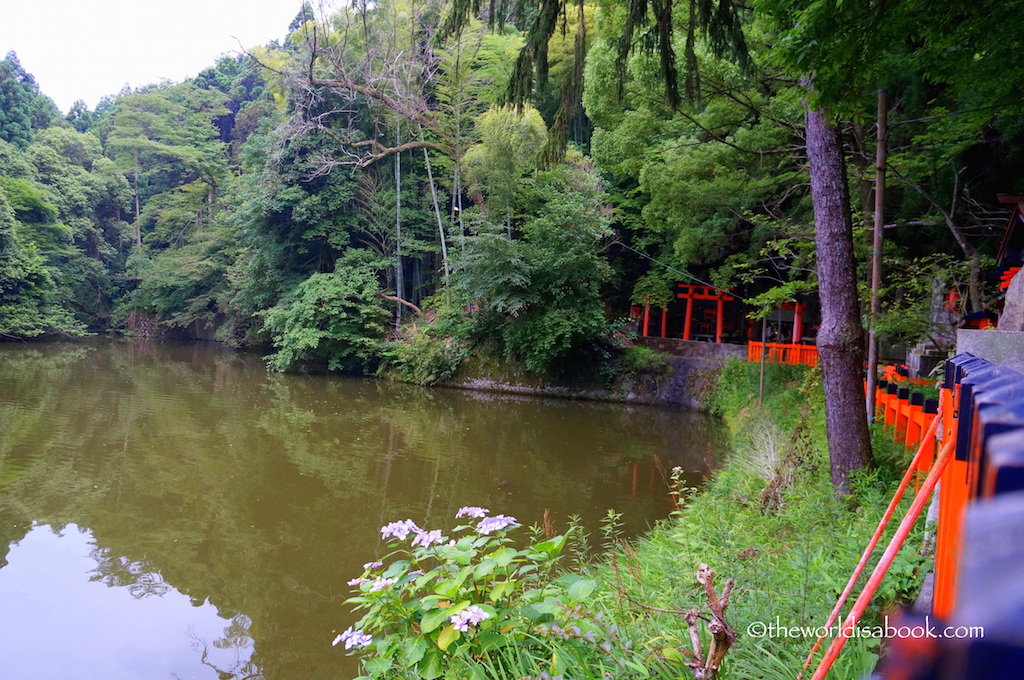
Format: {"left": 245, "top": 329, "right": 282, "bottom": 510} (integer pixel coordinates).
{"left": 0, "top": 339, "right": 724, "bottom": 679}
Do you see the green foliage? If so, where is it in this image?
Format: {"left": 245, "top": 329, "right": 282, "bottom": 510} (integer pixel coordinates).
{"left": 867, "top": 253, "right": 994, "bottom": 351}
{"left": 613, "top": 344, "right": 665, "bottom": 377}
{"left": 0, "top": 187, "right": 84, "bottom": 338}
{"left": 707, "top": 359, "right": 807, "bottom": 424}
{"left": 457, "top": 151, "right": 613, "bottom": 374}
{"left": 0, "top": 51, "right": 60, "bottom": 149}
{"left": 126, "top": 225, "right": 237, "bottom": 331}
{"left": 0, "top": 176, "right": 59, "bottom": 224}
{"left": 463, "top": 105, "right": 546, "bottom": 219}
{"left": 1, "top": 122, "right": 136, "bottom": 331}
{"left": 260, "top": 251, "right": 390, "bottom": 372}
{"left": 341, "top": 509, "right": 677, "bottom": 680}
{"left": 629, "top": 271, "right": 674, "bottom": 307}
{"left": 380, "top": 296, "right": 472, "bottom": 386}
{"left": 382, "top": 326, "right": 470, "bottom": 386}
{"left": 754, "top": 0, "right": 1024, "bottom": 117}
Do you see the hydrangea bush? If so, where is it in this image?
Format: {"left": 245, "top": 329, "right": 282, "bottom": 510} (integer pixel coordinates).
{"left": 337, "top": 506, "right": 650, "bottom": 679}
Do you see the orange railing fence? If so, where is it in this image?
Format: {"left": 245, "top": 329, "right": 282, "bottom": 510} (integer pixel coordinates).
{"left": 747, "top": 341, "right": 820, "bottom": 366}
{"left": 809, "top": 355, "right": 1024, "bottom": 678}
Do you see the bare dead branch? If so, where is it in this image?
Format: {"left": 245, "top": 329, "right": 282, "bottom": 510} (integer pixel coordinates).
{"left": 697, "top": 564, "right": 737, "bottom": 679}
{"left": 312, "top": 77, "right": 444, "bottom": 136}
{"left": 377, "top": 293, "right": 422, "bottom": 316}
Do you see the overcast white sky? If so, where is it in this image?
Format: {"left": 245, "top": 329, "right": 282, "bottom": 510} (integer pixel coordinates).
{"left": 1, "top": 0, "right": 310, "bottom": 113}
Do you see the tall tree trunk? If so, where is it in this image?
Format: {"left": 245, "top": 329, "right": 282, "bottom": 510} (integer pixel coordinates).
{"left": 395, "top": 126, "right": 404, "bottom": 329}
{"left": 805, "top": 105, "right": 874, "bottom": 495}
{"left": 133, "top": 157, "right": 141, "bottom": 244}
{"left": 866, "top": 89, "right": 887, "bottom": 422}
{"left": 967, "top": 249, "right": 983, "bottom": 313}
{"left": 420, "top": 131, "right": 449, "bottom": 286}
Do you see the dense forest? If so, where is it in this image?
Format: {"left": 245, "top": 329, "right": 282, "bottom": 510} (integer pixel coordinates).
{"left": 2, "top": 0, "right": 1021, "bottom": 386}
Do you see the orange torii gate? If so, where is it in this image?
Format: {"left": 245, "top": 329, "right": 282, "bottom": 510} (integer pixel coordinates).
{"left": 676, "top": 285, "right": 735, "bottom": 343}
{"left": 640, "top": 302, "right": 669, "bottom": 339}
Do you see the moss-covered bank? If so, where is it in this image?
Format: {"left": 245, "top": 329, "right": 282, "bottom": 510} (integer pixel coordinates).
{"left": 446, "top": 350, "right": 727, "bottom": 410}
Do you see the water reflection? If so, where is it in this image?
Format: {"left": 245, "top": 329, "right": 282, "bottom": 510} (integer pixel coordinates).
{"left": 0, "top": 524, "right": 254, "bottom": 680}
{"left": 0, "top": 339, "right": 724, "bottom": 679}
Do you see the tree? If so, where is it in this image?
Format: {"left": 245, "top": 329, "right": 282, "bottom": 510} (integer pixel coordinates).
{"left": 463, "top": 105, "right": 547, "bottom": 235}
{"left": 0, "top": 52, "right": 60, "bottom": 149}
{"left": 0, "top": 184, "right": 84, "bottom": 338}
{"left": 457, "top": 150, "right": 613, "bottom": 373}
{"left": 106, "top": 84, "right": 230, "bottom": 241}
{"left": 804, "top": 105, "right": 873, "bottom": 491}
{"left": 259, "top": 251, "right": 390, "bottom": 372}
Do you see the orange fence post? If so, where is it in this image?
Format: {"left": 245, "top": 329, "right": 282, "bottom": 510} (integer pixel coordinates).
{"left": 895, "top": 388, "right": 910, "bottom": 444}
{"left": 932, "top": 383, "right": 969, "bottom": 620}
{"left": 800, "top": 411, "right": 941, "bottom": 677}
{"left": 905, "top": 394, "right": 924, "bottom": 449}
{"left": 810, "top": 437, "right": 956, "bottom": 680}
{"left": 883, "top": 385, "right": 897, "bottom": 429}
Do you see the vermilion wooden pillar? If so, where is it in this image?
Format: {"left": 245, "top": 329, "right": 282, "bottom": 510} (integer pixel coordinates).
{"left": 792, "top": 301, "right": 804, "bottom": 344}
{"left": 682, "top": 293, "right": 694, "bottom": 340}
{"left": 642, "top": 303, "right": 651, "bottom": 337}
{"left": 715, "top": 295, "right": 725, "bottom": 343}
{"left": 661, "top": 308, "right": 668, "bottom": 338}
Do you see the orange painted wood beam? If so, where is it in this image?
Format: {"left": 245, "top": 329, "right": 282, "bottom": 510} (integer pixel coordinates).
{"left": 683, "top": 296, "right": 694, "bottom": 340}
{"left": 715, "top": 297, "right": 724, "bottom": 343}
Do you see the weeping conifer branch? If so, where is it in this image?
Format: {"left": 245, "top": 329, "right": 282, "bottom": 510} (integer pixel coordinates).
{"left": 441, "top": 0, "right": 749, "bottom": 163}
{"left": 616, "top": 0, "right": 748, "bottom": 110}
{"left": 538, "top": 0, "right": 586, "bottom": 167}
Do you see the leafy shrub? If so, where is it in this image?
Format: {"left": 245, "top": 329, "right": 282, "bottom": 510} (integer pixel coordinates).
{"left": 259, "top": 251, "right": 389, "bottom": 372}
{"left": 381, "top": 325, "right": 470, "bottom": 386}
{"left": 455, "top": 151, "right": 613, "bottom": 375}
{"left": 339, "top": 508, "right": 675, "bottom": 680}
{"left": 616, "top": 345, "right": 666, "bottom": 375}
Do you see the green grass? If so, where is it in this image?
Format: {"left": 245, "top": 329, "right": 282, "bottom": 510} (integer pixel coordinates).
{"left": 585, "top": 359, "right": 929, "bottom": 679}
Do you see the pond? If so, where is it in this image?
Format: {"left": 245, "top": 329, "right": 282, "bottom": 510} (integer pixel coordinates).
{"left": 0, "top": 339, "right": 724, "bottom": 679}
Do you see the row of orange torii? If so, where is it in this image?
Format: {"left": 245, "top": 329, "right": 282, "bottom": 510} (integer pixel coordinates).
{"left": 632, "top": 284, "right": 819, "bottom": 365}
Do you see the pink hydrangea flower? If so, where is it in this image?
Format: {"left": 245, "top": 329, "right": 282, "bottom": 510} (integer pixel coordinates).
{"left": 380, "top": 519, "right": 420, "bottom": 541}
{"left": 370, "top": 576, "right": 397, "bottom": 591}
{"left": 477, "top": 514, "right": 518, "bottom": 534}
{"left": 333, "top": 627, "right": 372, "bottom": 650}
{"left": 450, "top": 605, "right": 490, "bottom": 632}
{"left": 411, "top": 529, "right": 444, "bottom": 548}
